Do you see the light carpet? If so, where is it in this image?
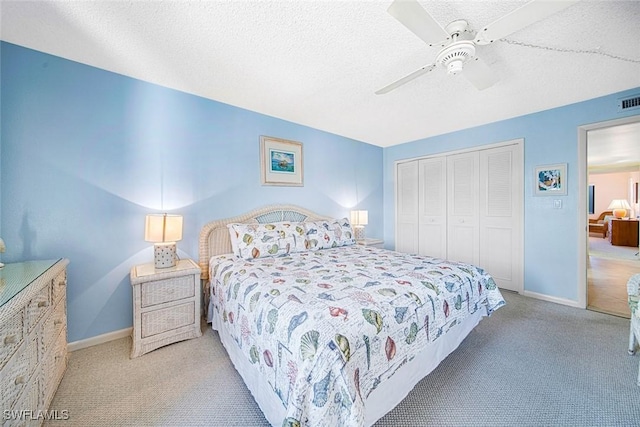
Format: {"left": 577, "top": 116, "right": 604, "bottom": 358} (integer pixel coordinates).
{"left": 46, "top": 292, "right": 640, "bottom": 426}
{"left": 589, "top": 235, "right": 639, "bottom": 261}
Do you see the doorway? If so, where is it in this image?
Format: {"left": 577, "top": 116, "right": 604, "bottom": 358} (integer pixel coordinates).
{"left": 579, "top": 117, "right": 640, "bottom": 318}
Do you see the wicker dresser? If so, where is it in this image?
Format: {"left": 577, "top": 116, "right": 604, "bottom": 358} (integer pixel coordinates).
{"left": 130, "top": 258, "right": 202, "bottom": 358}
{"left": 0, "top": 259, "right": 69, "bottom": 426}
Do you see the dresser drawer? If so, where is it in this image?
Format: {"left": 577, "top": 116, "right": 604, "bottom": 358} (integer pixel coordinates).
{"left": 141, "top": 276, "right": 195, "bottom": 308}
{"left": 141, "top": 301, "right": 195, "bottom": 338}
{"left": 42, "top": 299, "right": 66, "bottom": 355}
{"left": 4, "top": 376, "right": 41, "bottom": 427}
{"left": 51, "top": 270, "right": 67, "bottom": 304}
{"left": 43, "top": 328, "right": 67, "bottom": 409}
{"left": 1, "top": 337, "right": 38, "bottom": 411}
{"left": 1, "top": 309, "right": 24, "bottom": 369}
{"left": 25, "top": 285, "right": 51, "bottom": 333}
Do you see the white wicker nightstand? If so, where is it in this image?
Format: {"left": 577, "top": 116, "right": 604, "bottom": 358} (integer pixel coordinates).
{"left": 356, "top": 238, "right": 384, "bottom": 249}
{"left": 130, "top": 258, "right": 202, "bottom": 358}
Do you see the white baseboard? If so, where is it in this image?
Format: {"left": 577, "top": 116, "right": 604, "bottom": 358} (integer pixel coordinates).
{"left": 523, "top": 290, "right": 584, "bottom": 309}
{"left": 68, "top": 327, "right": 132, "bottom": 352}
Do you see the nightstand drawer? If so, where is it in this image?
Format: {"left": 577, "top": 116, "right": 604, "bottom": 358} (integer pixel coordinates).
{"left": 141, "top": 276, "right": 195, "bottom": 308}
{"left": 141, "top": 302, "right": 195, "bottom": 338}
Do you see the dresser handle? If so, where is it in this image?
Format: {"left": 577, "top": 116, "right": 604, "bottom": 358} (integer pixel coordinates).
{"left": 38, "top": 301, "right": 49, "bottom": 308}
{"left": 58, "top": 280, "right": 66, "bottom": 287}
{"left": 54, "top": 319, "right": 63, "bottom": 326}
{"left": 4, "top": 335, "right": 17, "bottom": 345}
{"left": 14, "top": 375, "right": 26, "bottom": 385}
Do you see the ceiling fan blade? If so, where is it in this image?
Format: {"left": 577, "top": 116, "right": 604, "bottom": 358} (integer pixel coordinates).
{"left": 387, "top": 0, "right": 450, "bottom": 46}
{"left": 474, "top": 0, "right": 580, "bottom": 45}
{"left": 462, "top": 57, "right": 499, "bottom": 90}
{"left": 376, "top": 64, "right": 436, "bottom": 95}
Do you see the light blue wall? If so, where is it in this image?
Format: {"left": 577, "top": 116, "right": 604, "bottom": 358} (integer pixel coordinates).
{"left": 383, "top": 87, "right": 640, "bottom": 303}
{"left": 0, "top": 42, "right": 383, "bottom": 342}
{"left": 2, "top": 40, "right": 637, "bottom": 341}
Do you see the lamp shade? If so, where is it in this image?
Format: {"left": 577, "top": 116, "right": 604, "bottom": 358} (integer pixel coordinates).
{"left": 350, "top": 210, "right": 369, "bottom": 226}
{"left": 145, "top": 214, "right": 183, "bottom": 243}
{"left": 607, "top": 199, "right": 631, "bottom": 218}
{"left": 0, "top": 237, "right": 5, "bottom": 268}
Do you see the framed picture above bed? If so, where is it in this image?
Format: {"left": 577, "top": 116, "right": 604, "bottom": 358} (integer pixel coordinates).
{"left": 534, "top": 163, "right": 567, "bottom": 196}
{"left": 260, "top": 135, "right": 303, "bottom": 186}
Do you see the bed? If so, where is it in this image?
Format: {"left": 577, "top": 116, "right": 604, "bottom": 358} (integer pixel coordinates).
{"left": 199, "top": 205, "right": 505, "bottom": 426}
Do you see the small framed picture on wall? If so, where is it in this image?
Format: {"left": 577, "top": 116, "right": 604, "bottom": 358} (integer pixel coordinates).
{"left": 260, "top": 136, "right": 304, "bottom": 186}
{"left": 534, "top": 163, "right": 567, "bottom": 196}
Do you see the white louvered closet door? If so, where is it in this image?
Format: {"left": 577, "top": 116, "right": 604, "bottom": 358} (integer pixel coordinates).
{"left": 447, "top": 152, "right": 480, "bottom": 265}
{"left": 479, "top": 144, "right": 523, "bottom": 292}
{"left": 418, "top": 157, "right": 447, "bottom": 258}
{"left": 395, "top": 141, "right": 523, "bottom": 293}
{"left": 396, "top": 160, "right": 420, "bottom": 254}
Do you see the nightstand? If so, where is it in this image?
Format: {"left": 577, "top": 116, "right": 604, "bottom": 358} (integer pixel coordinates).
{"left": 130, "top": 258, "right": 202, "bottom": 358}
{"left": 356, "top": 238, "right": 384, "bottom": 249}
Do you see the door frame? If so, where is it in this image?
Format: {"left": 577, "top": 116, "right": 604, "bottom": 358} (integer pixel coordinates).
{"left": 577, "top": 115, "right": 640, "bottom": 308}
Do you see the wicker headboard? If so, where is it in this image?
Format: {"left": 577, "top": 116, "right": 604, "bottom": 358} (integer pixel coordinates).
{"left": 198, "top": 204, "right": 333, "bottom": 280}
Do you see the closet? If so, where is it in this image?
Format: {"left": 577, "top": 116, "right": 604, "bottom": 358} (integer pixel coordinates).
{"left": 396, "top": 140, "right": 523, "bottom": 293}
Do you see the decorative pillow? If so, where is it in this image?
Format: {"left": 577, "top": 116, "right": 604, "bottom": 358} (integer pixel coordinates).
{"left": 227, "top": 222, "right": 306, "bottom": 259}
{"left": 303, "top": 217, "right": 355, "bottom": 250}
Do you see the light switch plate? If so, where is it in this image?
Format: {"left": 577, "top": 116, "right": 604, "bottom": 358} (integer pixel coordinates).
{"left": 553, "top": 199, "right": 562, "bottom": 209}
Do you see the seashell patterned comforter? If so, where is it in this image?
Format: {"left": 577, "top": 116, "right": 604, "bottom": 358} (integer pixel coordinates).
{"left": 209, "top": 245, "right": 505, "bottom": 426}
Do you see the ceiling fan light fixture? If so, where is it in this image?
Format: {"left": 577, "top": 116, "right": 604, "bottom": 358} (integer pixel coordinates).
{"left": 447, "top": 60, "right": 464, "bottom": 75}
{"left": 435, "top": 41, "right": 476, "bottom": 74}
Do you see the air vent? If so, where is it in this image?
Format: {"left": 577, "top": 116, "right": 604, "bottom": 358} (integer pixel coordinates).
{"left": 618, "top": 94, "right": 640, "bottom": 112}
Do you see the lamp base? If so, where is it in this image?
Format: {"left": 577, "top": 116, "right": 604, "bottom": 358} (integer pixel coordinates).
{"left": 613, "top": 209, "right": 627, "bottom": 219}
{"left": 154, "top": 242, "right": 177, "bottom": 269}
{"left": 354, "top": 226, "right": 366, "bottom": 241}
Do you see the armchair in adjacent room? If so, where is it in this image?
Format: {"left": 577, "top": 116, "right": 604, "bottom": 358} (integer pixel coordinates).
{"left": 588, "top": 210, "right": 613, "bottom": 238}
{"left": 627, "top": 273, "right": 640, "bottom": 386}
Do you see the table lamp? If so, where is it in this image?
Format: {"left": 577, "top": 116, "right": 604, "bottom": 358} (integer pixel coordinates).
{"left": 350, "top": 210, "right": 369, "bottom": 241}
{"left": 608, "top": 199, "right": 631, "bottom": 219}
{"left": 145, "top": 214, "right": 183, "bottom": 268}
{"left": 0, "top": 238, "right": 5, "bottom": 268}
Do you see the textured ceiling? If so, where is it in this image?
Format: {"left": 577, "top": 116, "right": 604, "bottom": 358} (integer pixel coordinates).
{"left": 1, "top": 0, "right": 639, "bottom": 148}
{"left": 588, "top": 121, "right": 640, "bottom": 173}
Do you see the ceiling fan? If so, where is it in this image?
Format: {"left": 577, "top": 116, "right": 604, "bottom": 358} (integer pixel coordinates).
{"left": 376, "top": 0, "right": 579, "bottom": 94}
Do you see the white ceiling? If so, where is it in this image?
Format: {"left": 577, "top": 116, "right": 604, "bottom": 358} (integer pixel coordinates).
{"left": 1, "top": 0, "right": 639, "bottom": 148}
{"left": 588, "top": 121, "right": 640, "bottom": 173}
